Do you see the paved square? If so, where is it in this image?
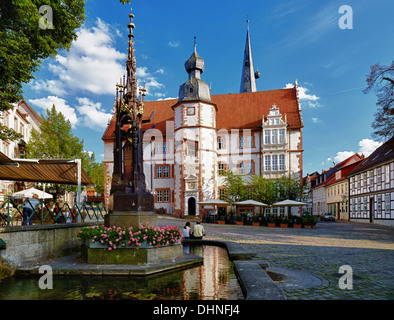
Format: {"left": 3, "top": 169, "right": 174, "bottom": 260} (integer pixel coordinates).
{"left": 159, "top": 216, "right": 394, "bottom": 300}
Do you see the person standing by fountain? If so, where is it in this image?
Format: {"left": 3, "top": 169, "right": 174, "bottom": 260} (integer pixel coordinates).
{"left": 22, "top": 194, "right": 40, "bottom": 225}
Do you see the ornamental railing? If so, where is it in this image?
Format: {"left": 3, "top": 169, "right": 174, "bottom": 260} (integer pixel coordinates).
{"left": 0, "top": 197, "right": 107, "bottom": 227}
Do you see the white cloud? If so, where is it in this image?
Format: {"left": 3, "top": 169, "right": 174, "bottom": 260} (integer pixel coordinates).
{"left": 333, "top": 151, "right": 355, "bottom": 163}
{"left": 30, "top": 18, "right": 126, "bottom": 96}
{"left": 358, "top": 139, "right": 383, "bottom": 157}
{"left": 155, "top": 68, "right": 165, "bottom": 74}
{"left": 29, "top": 79, "right": 66, "bottom": 96}
{"left": 285, "top": 83, "right": 320, "bottom": 108}
{"left": 28, "top": 96, "right": 78, "bottom": 127}
{"left": 136, "top": 66, "right": 165, "bottom": 96}
{"left": 311, "top": 117, "right": 320, "bottom": 123}
{"left": 326, "top": 138, "right": 383, "bottom": 166}
{"left": 168, "top": 41, "right": 180, "bottom": 48}
{"left": 75, "top": 97, "right": 112, "bottom": 132}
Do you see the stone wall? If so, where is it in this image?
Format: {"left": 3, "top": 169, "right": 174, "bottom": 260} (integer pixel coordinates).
{"left": 0, "top": 223, "right": 96, "bottom": 270}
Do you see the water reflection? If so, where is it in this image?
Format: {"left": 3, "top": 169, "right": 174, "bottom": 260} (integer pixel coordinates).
{"left": 0, "top": 245, "right": 243, "bottom": 300}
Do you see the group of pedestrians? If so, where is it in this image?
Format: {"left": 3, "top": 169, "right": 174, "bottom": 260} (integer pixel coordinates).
{"left": 182, "top": 220, "right": 206, "bottom": 239}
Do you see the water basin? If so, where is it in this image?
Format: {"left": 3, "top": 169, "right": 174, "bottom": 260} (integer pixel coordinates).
{"left": 0, "top": 245, "right": 244, "bottom": 300}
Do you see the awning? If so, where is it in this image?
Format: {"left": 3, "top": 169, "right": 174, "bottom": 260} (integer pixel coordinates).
{"left": 0, "top": 153, "right": 93, "bottom": 186}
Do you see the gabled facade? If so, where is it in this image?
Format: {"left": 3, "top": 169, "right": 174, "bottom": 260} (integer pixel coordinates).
{"left": 310, "top": 153, "right": 364, "bottom": 219}
{"left": 102, "top": 32, "right": 303, "bottom": 217}
{"left": 346, "top": 136, "right": 394, "bottom": 226}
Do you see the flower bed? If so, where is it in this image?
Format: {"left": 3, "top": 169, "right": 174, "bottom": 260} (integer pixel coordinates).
{"left": 78, "top": 223, "right": 183, "bottom": 251}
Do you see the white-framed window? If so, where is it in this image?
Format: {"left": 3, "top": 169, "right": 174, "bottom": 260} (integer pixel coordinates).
{"left": 162, "top": 142, "right": 167, "bottom": 153}
{"left": 156, "top": 142, "right": 162, "bottom": 154}
{"left": 239, "top": 137, "right": 245, "bottom": 149}
{"left": 246, "top": 162, "right": 253, "bottom": 175}
{"left": 239, "top": 162, "right": 245, "bottom": 175}
{"left": 218, "top": 163, "right": 226, "bottom": 175}
{"left": 377, "top": 194, "right": 382, "bottom": 214}
{"left": 156, "top": 166, "right": 162, "bottom": 178}
{"left": 246, "top": 136, "right": 253, "bottom": 148}
{"left": 385, "top": 193, "right": 391, "bottom": 212}
{"left": 279, "top": 129, "right": 285, "bottom": 144}
{"left": 163, "top": 166, "right": 169, "bottom": 178}
{"left": 271, "top": 129, "right": 278, "bottom": 144}
{"left": 264, "top": 130, "right": 270, "bottom": 144}
{"left": 163, "top": 190, "right": 169, "bottom": 202}
{"left": 188, "top": 143, "right": 196, "bottom": 156}
{"left": 218, "top": 137, "right": 224, "bottom": 149}
{"left": 265, "top": 155, "right": 271, "bottom": 171}
{"left": 272, "top": 155, "right": 278, "bottom": 171}
{"left": 156, "top": 190, "right": 162, "bottom": 202}
{"left": 279, "top": 154, "right": 285, "bottom": 171}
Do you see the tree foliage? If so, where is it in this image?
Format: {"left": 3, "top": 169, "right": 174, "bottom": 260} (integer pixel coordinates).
{"left": 0, "top": 0, "right": 85, "bottom": 139}
{"left": 364, "top": 61, "right": 394, "bottom": 140}
{"left": 25, "top": 105, "right": 103, "bottom": 196}
{"left": 223, "top": 171, "right": 305, "bottom": 205}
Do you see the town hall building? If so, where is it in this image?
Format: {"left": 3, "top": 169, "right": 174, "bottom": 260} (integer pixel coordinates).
{"left": 102, "top": 25, "right": 304, "bottom": 217}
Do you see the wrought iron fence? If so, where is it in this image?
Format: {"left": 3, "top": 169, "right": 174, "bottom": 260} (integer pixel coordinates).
{"left": 0, "top": 197, "right": 107, "bottom": 227}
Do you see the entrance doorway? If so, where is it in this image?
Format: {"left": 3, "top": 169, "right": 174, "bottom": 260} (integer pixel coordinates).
{"left": 188, "top": 197, "right": 196, "bottom": 216}
{"left": 369, "top": 197, "right": 374, "bottom": 223}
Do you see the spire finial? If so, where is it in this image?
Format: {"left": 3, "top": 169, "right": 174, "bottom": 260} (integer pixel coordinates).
{"left": 194, "top": 36, "right": 197, "bottom": 52}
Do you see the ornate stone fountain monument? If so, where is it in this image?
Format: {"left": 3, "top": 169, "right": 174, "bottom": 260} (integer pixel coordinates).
{"left": 81, "top": 8, "right": 187, "bottom": 268}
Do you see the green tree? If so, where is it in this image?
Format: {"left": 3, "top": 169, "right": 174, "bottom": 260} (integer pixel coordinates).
{"left": 249, "top": 174, "right": 278, "bottom": 204}
{"left": 222, "top": 171, "right": 247, "bottom": 204}
{"left": 223, "top": 171, "right": 304, "bottom": 205}
{"left": 275, "top": 174, "right": 305, "bottom": 201}
{"left": 0, "top": 0, "right": 85, "bottom": 139}
{"left": 26, "top": 105, "right": 103, "bottom": 197}
{"left": 364, "top": 61, "right": 394, "bottom": 140}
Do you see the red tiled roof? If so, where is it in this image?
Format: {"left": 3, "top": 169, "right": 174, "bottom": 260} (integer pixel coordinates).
{"left": 102, "top": 88, "right": 302, "bottom": 141}
{"left": 324, "top": 159, "right": 364, "bottom": 186}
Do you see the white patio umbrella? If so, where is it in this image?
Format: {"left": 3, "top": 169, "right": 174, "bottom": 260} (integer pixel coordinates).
{"left": 271, "top": 199, "right": 307, "bottom": 216}
{"left": 233, "top": 199, "right": 270, "bottom": 207}
{"left": 197, "top": 199, "right": 229, "bottom": 206}
{"left": 271, "top": 199, "right": 307, "bottom": 206}
{"left": 12, "top": 187, "right": 53, "bottom": 199}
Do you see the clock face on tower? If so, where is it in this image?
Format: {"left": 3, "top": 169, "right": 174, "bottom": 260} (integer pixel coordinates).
{"left": 187, "top": 107, "right": 195, "bottom": 116}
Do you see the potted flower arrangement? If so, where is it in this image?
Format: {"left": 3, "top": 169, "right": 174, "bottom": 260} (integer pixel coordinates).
{"left": 302, "top": 215, "right": 317, "bottom": 229}
{"left": 293, "top": 216, "right": 303, "bottom": 228}
{"left": 78, "top": 223, "right": 183, "bottom": 251}
{"left": 267, "top": 215, "right": 276, "bottom": 228}
{"left": 280, "top": 217, "right": 288, "bottom": 228}
{"left": 217, "top": 215, "right": 225, "bottom": 224}
{"left": 252, "top": 215, "right": 260, "bottom": 226}
{"left": 235, "top": 214, "right": 244, "bottom": 225}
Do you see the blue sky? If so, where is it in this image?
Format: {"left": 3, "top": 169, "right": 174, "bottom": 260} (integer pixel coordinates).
{"left": 22, "top": 0, "right": 394, "bottom": 175}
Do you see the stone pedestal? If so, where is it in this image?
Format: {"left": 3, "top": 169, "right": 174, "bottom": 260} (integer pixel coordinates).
{"left": 104, "top": 211, "right": 158, "bottom": 229}
{"left": 105, "top": 191, "right": 157, "bottom": 229}
{"left": 81, "top": 243, "right": 183, "bottom": 265}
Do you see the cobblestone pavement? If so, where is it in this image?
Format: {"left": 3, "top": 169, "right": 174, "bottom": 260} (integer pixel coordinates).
{"left": 158, "top": 216, "right": 394, "bottom": 300}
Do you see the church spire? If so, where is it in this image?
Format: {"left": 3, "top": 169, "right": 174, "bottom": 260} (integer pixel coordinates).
{"left": 240, "top": 19, "right": 260, "bottom": 93}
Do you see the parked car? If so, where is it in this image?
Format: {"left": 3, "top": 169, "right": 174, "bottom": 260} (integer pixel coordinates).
{"left": 320, "top": 212, "right": 335, "bottom": 222}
